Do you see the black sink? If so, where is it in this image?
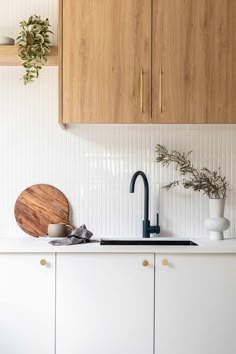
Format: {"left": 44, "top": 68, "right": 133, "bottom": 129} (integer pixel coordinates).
{"left": 100, "top": 239, "right": 198, "bottom": 246}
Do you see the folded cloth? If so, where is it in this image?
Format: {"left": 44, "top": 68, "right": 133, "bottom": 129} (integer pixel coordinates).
{"left": 49, "top": 224, "right": 95, "bottom": 246}
{"left": 70, "top": 224, "right": 93, "bottom": 239}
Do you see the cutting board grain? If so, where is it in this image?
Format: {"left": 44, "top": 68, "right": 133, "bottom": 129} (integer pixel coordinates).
{"left": 14, "top": 184, "right": 70, "bottom": 237}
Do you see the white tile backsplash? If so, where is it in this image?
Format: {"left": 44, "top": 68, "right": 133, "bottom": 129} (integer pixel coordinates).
{"left": 0, "top": 1, "right": 235, "bottom": 239}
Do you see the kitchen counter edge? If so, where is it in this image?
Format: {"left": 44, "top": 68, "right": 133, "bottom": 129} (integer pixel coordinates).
{"left": 0, "top": 237, "right": 236, "bottom": 254}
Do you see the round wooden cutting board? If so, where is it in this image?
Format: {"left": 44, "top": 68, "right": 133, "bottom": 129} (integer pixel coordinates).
{"left": 14, "top": 184, "right": 70, "bottom": 237}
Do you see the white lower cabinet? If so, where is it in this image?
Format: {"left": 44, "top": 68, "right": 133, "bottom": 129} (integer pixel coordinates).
{"left": 56, "top": 253, "right": 154, "bottom": 354}
{"left": 155, "top": 254, "right": 236, "bottom": 354}
{"left": 0, "top": 253, "right": 55, "bottom": 354}
{"left": 1, "top": 251, "right": 236, "bottom": 354}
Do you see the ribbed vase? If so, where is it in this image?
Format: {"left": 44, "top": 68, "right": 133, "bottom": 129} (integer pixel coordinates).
{"left": 204, "top": 199, "right": 230, "bottom": 240}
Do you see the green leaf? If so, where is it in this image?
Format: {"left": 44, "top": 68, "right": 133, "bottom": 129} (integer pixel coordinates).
{"left": 17, "top": 14, "right": 53, "bottom": 84}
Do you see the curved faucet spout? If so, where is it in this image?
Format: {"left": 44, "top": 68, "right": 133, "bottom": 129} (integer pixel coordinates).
{"left": 129, "top": 171, "right": 149, "bottom": 224}
{"left": 130, "top": 171, "right": 160, "bottom": 238}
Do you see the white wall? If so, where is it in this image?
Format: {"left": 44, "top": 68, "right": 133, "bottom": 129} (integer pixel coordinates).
{"left": 0, "top": 1, "right": 235, "bottom": 239}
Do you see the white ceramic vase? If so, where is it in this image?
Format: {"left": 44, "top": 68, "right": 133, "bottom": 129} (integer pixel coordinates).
{"left": 204, "top": 199, "right": 230, "bottom": 240}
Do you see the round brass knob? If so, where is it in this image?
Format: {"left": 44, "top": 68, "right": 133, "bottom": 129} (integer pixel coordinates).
{"left": 162, "top": 259, "right": 169, "bottom": 266}
{"left": 142, "top": 260, "right": 149, "bottom": 267}
{"left": 40, "top": 259, "right": 47, "bottom": 266}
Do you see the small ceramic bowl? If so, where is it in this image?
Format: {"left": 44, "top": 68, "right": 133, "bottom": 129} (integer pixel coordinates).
{"left": 0, "top": 36, "right": 15, "bottom": 45}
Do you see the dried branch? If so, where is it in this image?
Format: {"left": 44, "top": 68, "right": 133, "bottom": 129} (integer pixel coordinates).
{"left": 155, "top": 144, "right": 229, "bottom": 199}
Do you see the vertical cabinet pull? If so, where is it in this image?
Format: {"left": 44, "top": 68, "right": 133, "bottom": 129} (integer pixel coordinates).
{"left": 140, "top": 69, "right": 144, "bottom": 114}
{"left": 159, "top": 69, "right": 163, "bottom": 114}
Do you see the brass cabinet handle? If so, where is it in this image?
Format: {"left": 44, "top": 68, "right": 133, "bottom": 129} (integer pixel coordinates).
{"left": 162, "top": 258, "right": 169, "bottom": 266}
{"left": 142, "top": 260, "right": 149, "bottom": 267}
{"left": 140, "top": 68, "right": 144, "bottom": 114}
{"left": 40, "top": 259, "right": 47, "bottom": 266}
{"left": 159, "top": 69, "right": 163, "bottom": 114}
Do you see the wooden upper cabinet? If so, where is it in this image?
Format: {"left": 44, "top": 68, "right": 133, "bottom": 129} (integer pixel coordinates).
{"left": 152, "top": 0, "right": 236, "bottom": 123}
{"left": 61, "top": 0, "right": 152, "bottom": 124}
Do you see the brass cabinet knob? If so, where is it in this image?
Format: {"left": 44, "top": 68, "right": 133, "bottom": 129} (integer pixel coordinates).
{"left": 162, "top": 258, "right": 169, "bottom": 266}
{"left": 40, "top": 259, "right": 47, "bottom": 266}
{"left": 142, "top": 260, "right": 149, "bottom": 267}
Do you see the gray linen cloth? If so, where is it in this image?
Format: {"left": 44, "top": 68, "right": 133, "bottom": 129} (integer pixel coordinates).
{"left": 49, "top": 224, "right": 95, "bottom": 246}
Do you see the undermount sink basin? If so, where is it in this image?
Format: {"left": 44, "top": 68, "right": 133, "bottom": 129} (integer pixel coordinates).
{"left": 100, "top": 239, "right": 198, "bottom": 246}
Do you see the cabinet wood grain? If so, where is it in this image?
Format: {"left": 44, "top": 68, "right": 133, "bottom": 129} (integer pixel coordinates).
{"left": 152, "top": 0, "right": 236, "bottom": 123}
{"left": 62, "top": 0, "right": 151, "bottom": 123}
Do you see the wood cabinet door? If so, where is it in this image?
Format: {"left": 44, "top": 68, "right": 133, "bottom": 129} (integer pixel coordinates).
{"left": 152, "top": 0, "right": 236, "bottom": 123}
{"left": 57, "top": 253, "right": 154, "bottom": 354}
{"left": 62, "top": 0, "right": 151, "bottom": 123}
{"left": 155, "top": 254, "right": 236, "bottom": 354}
{"left": 0, "top": 253, "right": 55, "bottom": 354}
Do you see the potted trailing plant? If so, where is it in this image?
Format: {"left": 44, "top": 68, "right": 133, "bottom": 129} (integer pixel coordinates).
{"left": 155, "top": 144, "right": 230, "bottom": 240}
{"left": 16, "top": 15, "right": 53, "bottom": 85}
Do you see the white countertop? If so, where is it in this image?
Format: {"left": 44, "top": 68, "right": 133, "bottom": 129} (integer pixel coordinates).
{"left": 1, "top": 236, "right": 236, "bottom": 253}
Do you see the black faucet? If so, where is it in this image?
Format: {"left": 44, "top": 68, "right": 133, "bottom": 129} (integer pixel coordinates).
{"left": 129, "top": 171, "right": 160, "bottom": 238}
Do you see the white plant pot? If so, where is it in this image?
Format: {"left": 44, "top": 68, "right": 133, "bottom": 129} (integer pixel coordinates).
{"left": 204, "top": 199, "right": 230, "bottom": 240}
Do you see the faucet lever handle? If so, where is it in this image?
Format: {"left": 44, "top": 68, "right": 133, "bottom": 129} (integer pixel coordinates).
{"left": 156, "top": 213, "right": 159, "bottom": 226}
